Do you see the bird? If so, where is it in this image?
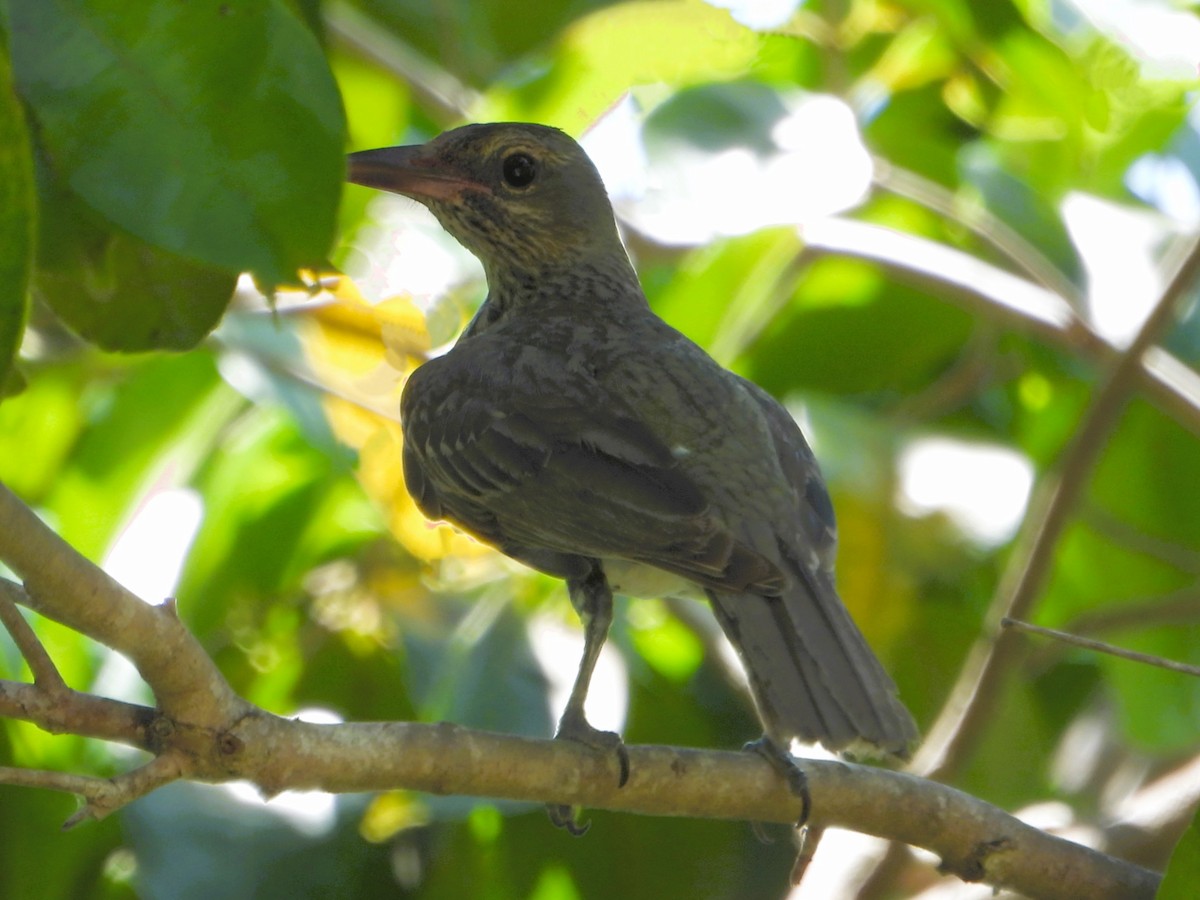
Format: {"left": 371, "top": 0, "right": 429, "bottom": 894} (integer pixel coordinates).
{"left": 346, "top": 122, "right": 918, "bottom": 826}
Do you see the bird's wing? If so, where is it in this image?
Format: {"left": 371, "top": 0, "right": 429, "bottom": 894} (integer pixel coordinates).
{"left": 733, "top": 376, "right": 838, "bottom": 573}
{"left": 401, "top": 360, "right": 783, "bottom": 594}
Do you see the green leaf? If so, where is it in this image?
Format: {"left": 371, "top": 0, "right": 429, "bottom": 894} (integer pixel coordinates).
{"left": 30, "top": 151, "right": 238, "bottom": 351}
{"left": 44, "top": 351, "right": 241, "bottom": 560}
{"left": 122, "top": 784, "right": 392, "bottom": 900}
{"left": 1161, "top": 810, "right": 1200, "bottom": 900}
{"left": 651, "top": 229, "right": 805, "bottom": 365}
{"left": 8, "top": 0, "right": 345, "bottom": 286}
{"left": 0, "top": 365, "right": 88, "bottom": 500}
{"left": 958, "top": 143, "right": 1083, "bottom": 290}
{"left": 0, "top": 43, "right": 33, "bottom": 389}
{"left": 351, "top": 0, "right": 613, "bottom": 89}
{"left": 746, "top": 265, "right": 974, "bottom": 400}
{"left": 176, "top": 406, "right": 365, "bottom": 640}
{"left": 482, "top": 0, "right": 760, "bottom": 130}
{"left": 37, "top": 237, "right": 235, "bottom": 353}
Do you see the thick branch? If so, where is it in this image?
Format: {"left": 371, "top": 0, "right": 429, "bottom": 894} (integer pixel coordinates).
{"left": 222, "top": 718, "right": 1157, "bottom": 900}
{"left": 0, "top": 483, "right": 245, "bottom": 727}
{"left": 0, "top": 477, "right": 1165, "bottom": 898}
{"left": 1, "top": 698, "right": 1153, "bottom": 900}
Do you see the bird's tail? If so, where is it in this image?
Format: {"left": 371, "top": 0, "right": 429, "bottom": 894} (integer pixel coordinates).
{"left": 707, "top": 577, "right": 917, "bottom": 758}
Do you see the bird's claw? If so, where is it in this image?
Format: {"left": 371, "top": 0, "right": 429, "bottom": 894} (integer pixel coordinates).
{"left": 546, "top": 802, "right": 591, "bottom": 835}
{"left": 547, "top": 712, "right": 630, "bottom": 834}
{"left": 745, "top": 736, "right": 811, "bottom": 828}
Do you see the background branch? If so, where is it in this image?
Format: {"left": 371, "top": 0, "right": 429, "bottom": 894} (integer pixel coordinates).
{"left": 804, "top": 219, "right": 1200, "bottom": 437}
{"left": 912, "top": 237, "right": 1200, "bottom": 780}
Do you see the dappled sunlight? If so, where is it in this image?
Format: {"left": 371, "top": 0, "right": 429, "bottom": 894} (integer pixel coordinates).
{"left": 589, "top": 91, "right": 873, "bottom": 245}
{"left": 102, "top": 486, "right": 202, "bottom": 604}
{"left": 705, "top": 0, "right": 804, "bottom": 30}
{"left": 897, "top": 438, "right": 1034, "bottom": 546}
{"left": 787, "top": 827, "right": 891, "bottom": 899}
{"left": 1062, "top": 193, "right": 1169, "bottom": 344}
{"left": 348, "top": 208, "right": 482, "bottom": 322}
{"left": 1067, "top": 0, "right": 1200, "bottom": 78}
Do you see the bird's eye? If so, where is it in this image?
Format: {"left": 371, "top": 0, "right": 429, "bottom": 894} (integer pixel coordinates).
{"left": 501, "top": 153, "right": 537, "bottom": 188}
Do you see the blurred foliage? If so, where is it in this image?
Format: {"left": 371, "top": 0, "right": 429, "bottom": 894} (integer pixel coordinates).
{"left": 2, "top": 0, "right": 1200, "bottom": 898}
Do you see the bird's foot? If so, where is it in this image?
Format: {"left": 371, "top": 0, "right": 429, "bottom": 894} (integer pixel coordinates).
{"left": 556, "top": 709, "right": 631, "bottom": 787}
{"left": 546, "top": 709, "right": 631, "bottom": 835}
{"left": 744, "top": 736, "right": 810, "bottom": 827}
{"left": 745, "top": 737, "right": 819, "bottom": 884}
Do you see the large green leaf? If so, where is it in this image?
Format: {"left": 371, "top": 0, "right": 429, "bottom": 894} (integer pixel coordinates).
{"left": 33, "top": 179, "right": 237, "bottom": 351}
{"left": 348, "top": 0, "right": 616, "bottom": 89}
{"left": 36, "top": 235, "right": 235, "bottom": 353}
{"left": 8, "top": 0, "right": 345, "bottom": 287}
{"left": 0, "top": 365, "right": 88, "bottom": 501}
{"left": 122, "top": 785, "right": 394, "bottom": 900}
{"left": 0, "top": 44, "right": 33, "bottom": 390}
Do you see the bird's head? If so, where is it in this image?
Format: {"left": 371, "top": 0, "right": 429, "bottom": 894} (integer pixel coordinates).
{"left": 348, "top": 123, "right": 630, "bottom": 284}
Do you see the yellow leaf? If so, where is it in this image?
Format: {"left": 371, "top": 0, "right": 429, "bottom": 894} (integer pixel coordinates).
{"left": 360, "top": 791, "right": 430, "bottom": 843}
{"left": 291, "top": 274, "right": 485, "bottom": 563}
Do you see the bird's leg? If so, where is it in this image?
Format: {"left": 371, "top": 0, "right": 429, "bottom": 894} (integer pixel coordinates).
{"left": 547, "top": 564, "right": 629, "bottom": 835}
{"left": 556, "top": 566, "right": 620, "bottom": 753}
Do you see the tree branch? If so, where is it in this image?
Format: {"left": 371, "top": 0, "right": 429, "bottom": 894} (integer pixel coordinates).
{"left": 0, "top": 579, "right": 65, "bottom": 690}
{"left": 0, "top": 483, "right": 245, "bottom": 727}
{"left": 1002, "top": 617, "right": 1200, "bottom": 678}
{"left": 870, "top": 157, "right": 1085, "bottom": 307}
{"left": 912, "top": 236, "right": 1200, "bottom": 780}
{"left": 324, "top": 0, "right": 476, "bottom": 124}
{"left": 0, "top": 704, "right": 1162, "bottom": 900}
{"left": 803, "top": 219, "right": 1200, "bottom": 438}
{"left": 0, "top": 476, "right": 1165, "bottom": 898}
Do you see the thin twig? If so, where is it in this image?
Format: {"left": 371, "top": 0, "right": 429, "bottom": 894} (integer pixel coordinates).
{"left": 913, "top": 237, "right": 1200, "bottom": 780}
{"left": 1003, "top": 617, "right": 1200, "bottom": 677}
{"left": 0, "top": 580, "right": 65, "bottom": 690}
{"left": 0, "top": 754, "right": 187, "bottom": 828}
{"left": 63, "top": 753, "right": 187, "bottom": 828}
{"left": 0, "top": 766, "right": 118, "bottom": 799}
{"left": 1065, "top": 587, "right": 1200, "bottom": 637}
{"left": 0, "top": 677, "right": 157, "bottom": 748}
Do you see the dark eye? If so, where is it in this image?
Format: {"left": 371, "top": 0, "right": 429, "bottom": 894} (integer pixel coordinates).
{"left": 502, "top": 153, "right": 537, "bottom": 188}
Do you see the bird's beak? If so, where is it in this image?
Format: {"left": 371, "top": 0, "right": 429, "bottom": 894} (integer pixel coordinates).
{"left": 346, "top": 145, "right": 484, "bottom": 202}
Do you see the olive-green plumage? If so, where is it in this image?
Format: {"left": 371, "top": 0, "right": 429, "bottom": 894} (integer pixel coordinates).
{"left": 348, "top": 123, "right": 917, "bottom": 768}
